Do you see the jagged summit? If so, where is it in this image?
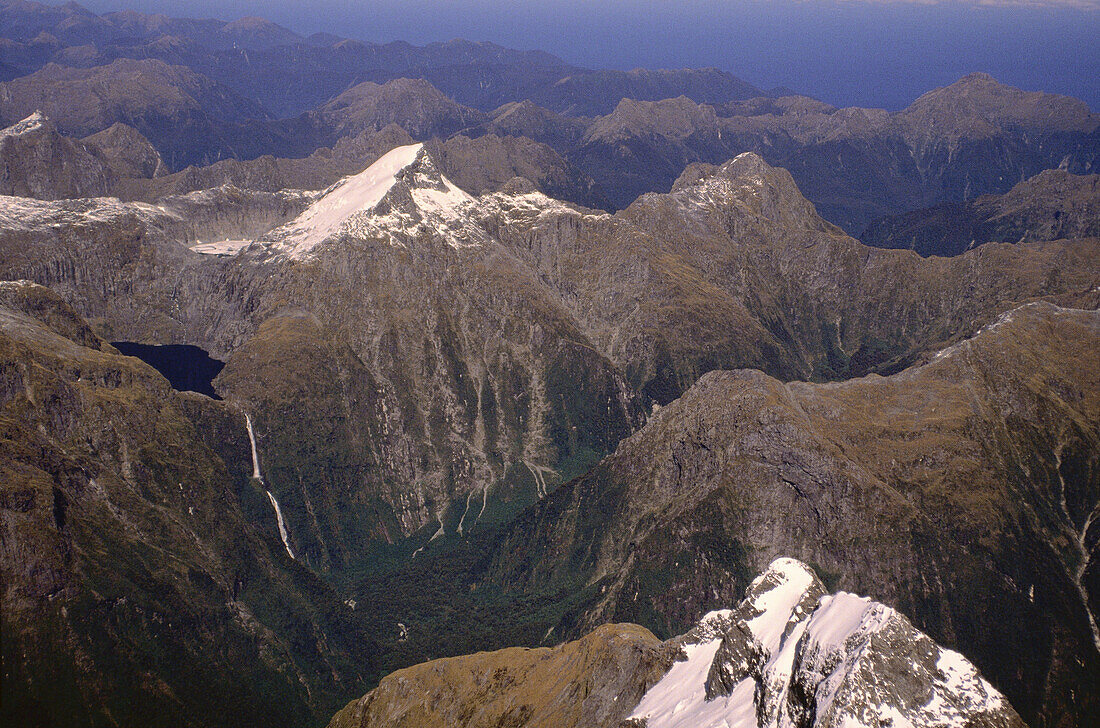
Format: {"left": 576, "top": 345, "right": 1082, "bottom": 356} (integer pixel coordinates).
{"left": 663, "top": 150, "right": 835, "bottom": 233}
{"left": 264, "top": 143, "right": 476, "bottom": 259}
{"left": 627, "top": 557, "right": 1021, "bottom": 728}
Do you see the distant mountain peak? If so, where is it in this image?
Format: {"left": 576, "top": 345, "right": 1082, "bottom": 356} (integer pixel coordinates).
{"left": 958, "top": 71, "right": 999, "bottom": 85}
{"left": 665, "top": 151, "right": 835, "bottom": 234}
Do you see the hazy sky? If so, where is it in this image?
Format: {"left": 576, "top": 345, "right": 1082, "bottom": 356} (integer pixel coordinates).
{"left": 77, "top": 0, "right": 1100, "bottom": 110}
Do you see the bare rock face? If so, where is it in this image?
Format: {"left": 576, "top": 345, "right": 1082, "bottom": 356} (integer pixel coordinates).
{"left": 479, "top": 302, "right": 1099, "bottom": 727}
{"left": 215, "top": 145, "right": 640, "bottom": 567}
{"left": 0, "top": 111, "right": 111, "bottom": 198}
{"left": 704, "top": 559, "right": 828, "bottom": 702}
{"left": 1, "top": 147, "right": 1096, "bottom": 567}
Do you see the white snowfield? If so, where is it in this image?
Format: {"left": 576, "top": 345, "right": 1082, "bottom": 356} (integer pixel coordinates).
{"left": 0, "top": 136, "right": 575, "bottom": 263}
{"left": 629, "top": 557, "right": 1013, "bottom": 728}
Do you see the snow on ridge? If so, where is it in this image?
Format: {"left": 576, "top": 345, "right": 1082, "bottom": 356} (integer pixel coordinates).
{"left": 931, "top": 300, "right": 1048, "bottom": 363}
{"left": 0, "top": 193, "right": 175, "bottom": 230}
{"left": 629, "top": 558, "right": 821, "bottom": 728}
{"left": 628, "top": 628, "right": 734, "bottom": 728}
{"left": 743, "top": 557, "right": 818, "bottom": 654}
{"left": 0, "top": 111, "right": 48, "bottom": 139}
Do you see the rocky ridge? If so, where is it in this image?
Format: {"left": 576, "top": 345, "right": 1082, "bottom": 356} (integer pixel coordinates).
{"left": 573, "top": 73, "right": 1099, "bottom": 229}
{"left": 2, "top": 147, "right": 1097, "bottom": 565}
{"left": 329, "top": 559, "right": 1023, "bottom": 728}
{"left": 0, "top": 2, "right": 774, "bottom": 118}
{"left": 1, "top": 143, "right": 1097, "bottom": 726}
{"left": 4, "top": 5, "right": 1094, "bottom": 235}
{"left": 0, "top": 111, "right": 110, "bottom": 198}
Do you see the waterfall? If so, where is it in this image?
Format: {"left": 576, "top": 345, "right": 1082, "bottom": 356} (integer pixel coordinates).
{"left": 265, "top": 491, "right": 295, "bottom": 560}
{"left": 245, "top": 413, "right": 295, "bottom": 560}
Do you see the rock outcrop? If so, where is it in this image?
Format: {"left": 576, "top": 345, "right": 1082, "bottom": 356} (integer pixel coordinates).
{"left": 378, "top": 302, "right": 1099, "bottom": 728}
{"left": 627, "top": 560, "right": 1022, "bottom": 728}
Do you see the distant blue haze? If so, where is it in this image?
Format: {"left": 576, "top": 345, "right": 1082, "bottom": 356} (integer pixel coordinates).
{"left": 80, "top": 0, "right": 1100, "bottom": 110}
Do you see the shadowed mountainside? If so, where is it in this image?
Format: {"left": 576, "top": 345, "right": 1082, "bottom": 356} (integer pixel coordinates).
{"left": 861, "top": 169, "right": 1100, "bottom": 256}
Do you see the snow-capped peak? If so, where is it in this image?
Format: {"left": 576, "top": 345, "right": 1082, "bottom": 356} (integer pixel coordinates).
{"left": 628, "top": 557, "right": 1022, "bottom": 728}
{"left": 265, "top": 143, "right": 478, "bottom": 260}
{"left": 268, "top": 143, "right": 423, "bottom": 258}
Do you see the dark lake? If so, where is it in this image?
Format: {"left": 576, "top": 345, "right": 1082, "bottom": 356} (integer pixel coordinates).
{"left": 112, "top": 342, "right": 225, "bottom": 399}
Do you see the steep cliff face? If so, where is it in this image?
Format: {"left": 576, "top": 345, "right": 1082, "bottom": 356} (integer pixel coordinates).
{"left": 627, "top": 559, "right": 1023, "bottom": 728}
{"left": 330, "top": 559, "right": 1024, "bottom": 728}
{"left": 214, "top": 146, "right": 639, "bottom": 573}
{"left": 479, "top": 151, "right": 1100, "bottom": 398}
{"left": 476, "top": 302, "right": 1099, "bottom": 727}
{"left": 82, "top": 122, "right": 166, "bottom": 180}
{"left": 0, "top": 282, "right": 375, "bottom": 727}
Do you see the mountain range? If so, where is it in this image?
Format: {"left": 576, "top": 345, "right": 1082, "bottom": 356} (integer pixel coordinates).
{"left": 2, "top": 1, "right": 1096, "bottom": 234}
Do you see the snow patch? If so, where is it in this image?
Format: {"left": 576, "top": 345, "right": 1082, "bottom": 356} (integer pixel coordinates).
{"left": 629, "top": 636, "right": 732, "bottom": 728}
{"left": 264, "top": 143, "right": 482, "bottom": 259}
{"left": 190, "top": 239, "right": 251, "bottom": 256}
{"left": 743, "top": 557, "right": 817, "bottom": 654}
{"left": 630, "top": 559, "right": 1015, "bottom": 728}
{"left": 0, "top": 111, "right": 48, "bottom": 139}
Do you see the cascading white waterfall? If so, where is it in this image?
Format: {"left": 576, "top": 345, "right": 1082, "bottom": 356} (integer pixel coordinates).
{"left": 245, "top": 413, "right": 295, "bottom": 560}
